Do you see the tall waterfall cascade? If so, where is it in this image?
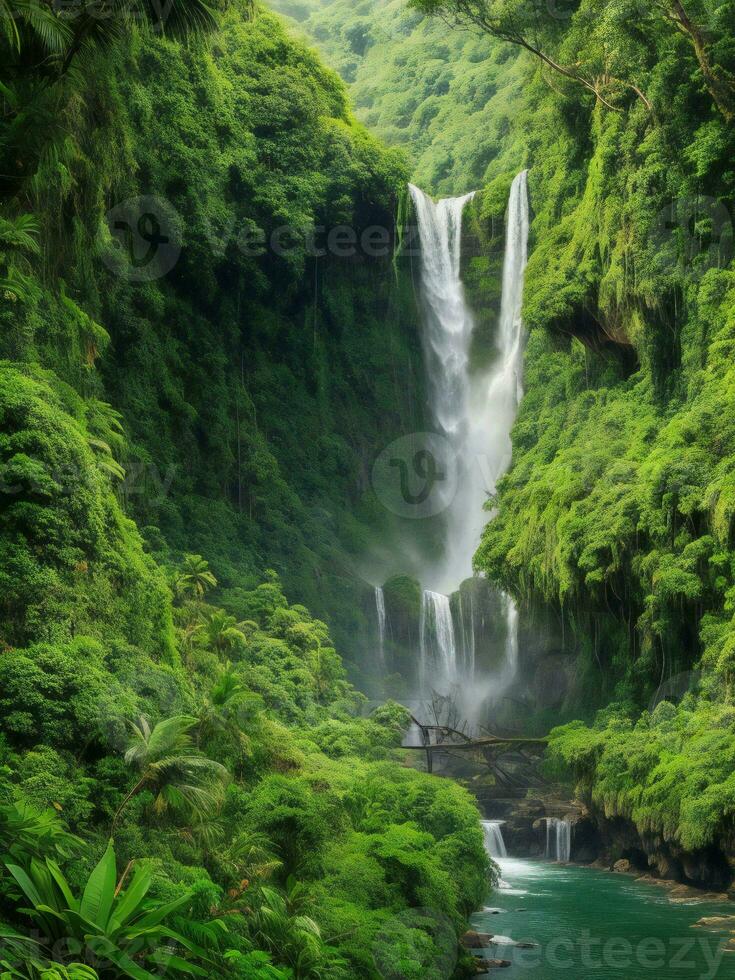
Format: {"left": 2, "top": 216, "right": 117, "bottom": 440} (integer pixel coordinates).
{"left": 545, "top": 817, "right": 572, "bottom": 863}
{"left": 481, "top": 820, "right": 508, "bottom": 859}
{"left": 419, "top": 590, "right": 459, "bottom": 692}
{"left": 409, "top": 172, "right": 530, "bottom": 707}
{"left": 375, "top": 586, "right": 387, "bottom": 668}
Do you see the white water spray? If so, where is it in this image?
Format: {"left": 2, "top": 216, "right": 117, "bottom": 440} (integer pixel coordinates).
{"left": 545, "top": 817, "right": 572, "bottom": 863}
{"left": 419, "top": 590, "right": 459, "bottom": 692}
{"left": 409, "top": 172, "right": 529, "bottom": 595}
{"left": 409, "top": 173, "right": 530, "bottom": 706}
{"left": 481, "top": 820, "right": 508, "bottom": 859}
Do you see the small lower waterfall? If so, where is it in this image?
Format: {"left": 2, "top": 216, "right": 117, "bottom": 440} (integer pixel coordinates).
{"left": 375, "top": 585, "right": 387, "bottom": 669}
{"left": 545, "top": 817, "right": 572, "bottom": 863}
{"left": 481, "top": 820, "right": 508, "bottom": 859}
{"left": 419, "top": 590, "right": 458, "bottom": 692}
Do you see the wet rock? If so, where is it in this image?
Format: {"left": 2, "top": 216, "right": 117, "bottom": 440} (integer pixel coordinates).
{"left": 613, "top": 859, "right": 632, "bottom": 873}
{"left": 693, "top": 915, "right": 735, "bottom": 929}
{"left": 483, "top": 960, "right": 512, "bottom": 970}
{"left": 667, "top": 883, "right": 729, "bottom": 902}
{"left": 462, "top": 931, "right": 493, "bottom": 948}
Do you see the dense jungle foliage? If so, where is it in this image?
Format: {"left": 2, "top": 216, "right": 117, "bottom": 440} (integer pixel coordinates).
{"left": 283, "top": 0, "right": 735, "bottom": 856}
{"left": 0, "top": 2, "right": 490, "bottom": 976}
{"left": 1, "top": 0, "right": 432, "bottom": 673}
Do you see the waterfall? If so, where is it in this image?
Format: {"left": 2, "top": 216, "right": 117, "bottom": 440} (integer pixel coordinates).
{"left": 375, "top": 585, "right": 387, "bottom": 669}
{"left": 481, "top": 820, "right": 508, "bottom": 858}
{"left": 502, "top": 592, "right": 519, "bottom": 684}
{"left": 409, "top": 171, "right": 529, "bottom": 595}
{"left": 419, "top": 590, "right": 459, "bottom": 692}
{"left": 408, "top": 185, "right": 475, "bottom": 448}
{"left": 457, "top": 588, "right": 476, "bottom": 682}
{"left": 545, "top": 817, "right": 572, "bottom": 863}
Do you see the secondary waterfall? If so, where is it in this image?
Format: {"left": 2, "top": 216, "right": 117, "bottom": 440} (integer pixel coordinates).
{"left": 545, "top": 817, "right": 572, "bottom": 863}
{"left": 375, "top": 586, "right": 387, "bottom": 669}
{"left": 409, "top": 172, "right": 530, "bottom": 708}
{"left": 419, "top": 590, "right": 459, "bottom": 692}
{"left": 481, "top": 820, "right": 508, "bottom": 858}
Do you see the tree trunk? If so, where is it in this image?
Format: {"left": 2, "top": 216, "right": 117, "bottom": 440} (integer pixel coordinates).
{"left": 670, "top": 0, "right": 734, "bottom": 122}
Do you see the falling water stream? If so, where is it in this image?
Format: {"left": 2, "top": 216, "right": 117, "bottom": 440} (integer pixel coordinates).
{"left": 408, "top": 172, "right": 529, "bottom": 710}
{"left": 481, "top": 820, "right": 508, "bottom": 859}
{"left": 374, "top": 585, "right": 387, "bottom": 670}
{"left": 545, "top": 818, "right": 572, "bottom": 864}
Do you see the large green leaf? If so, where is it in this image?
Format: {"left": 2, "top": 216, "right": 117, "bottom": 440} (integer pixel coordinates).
{"left": 85, "top": 937, "right": 158, "bottom": 980}
{"left": 147, "top": 951, "right": 208, "bottom": 976}
{"left": 80, "top": 840, "right": 116, "bottom": 930}
{"left": 5, "top": 863, "right": 43, "bottom": 907}
{"left": 107, "top": 866, "right": 152, "bottom": 933}
{"left": 131, "top": 891, "right": 192, "bottom": 931}
{"left": 45, "top": 859, "right": 79, "bottom": 913}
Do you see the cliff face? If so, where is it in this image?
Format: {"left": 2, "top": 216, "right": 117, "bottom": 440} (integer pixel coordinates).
{"left": 1, "top": 6, "right": 429, "bottom": 670}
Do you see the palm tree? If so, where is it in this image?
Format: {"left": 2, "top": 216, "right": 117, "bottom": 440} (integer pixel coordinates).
{"left": 177, "top": 620, "right": 205, "bottom": 662}
{"left": 197, "top": 666, "right": 253, "bottom": 764}
{"left": 111, "top": 715, "right": 228, "bottom": 835}
{"left": 218, "top": 832, "right": 282, "bottom": 911}
{"left": 1, "top": 0, "right": 216, "bottom": 67}
{"left": 205, "top": 609, "right": 246, "bottom": 654}
{"left": 0, "top": 213, "right": 40, "bottom": 303}
{"left": 174, "top": 554, "right": 217, "bottom": 601}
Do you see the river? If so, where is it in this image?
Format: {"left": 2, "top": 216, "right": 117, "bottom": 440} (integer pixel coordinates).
{"left": 471, "top": 856, "right": 735, "bottom": 978}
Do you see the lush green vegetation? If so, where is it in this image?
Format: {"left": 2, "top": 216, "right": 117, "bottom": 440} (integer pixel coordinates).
{"left": 454, "top": 0, "right": 735, "bottom": 849}
{"left": 277, "top": 0, "right": 735, "bottom": 854}
{"left": 1, "top": 0, "right": 430, "bottom": 677}
{"left": 0, "top": 564, "right": 488, "bottom": 976}
{"left": 0, "top": 3, "right": 491, "bottom": 976}
{"left": 269, "top": 0, "right": 526, "bottom": 194}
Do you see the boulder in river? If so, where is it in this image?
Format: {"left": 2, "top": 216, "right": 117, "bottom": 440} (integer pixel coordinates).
{"left": 667, "top": 883, "right": 729, "bottom": 902}
{"left": 613, "top": 859, "right": 632, "bottom": 873}
{"left": 693, "top": 915, "right": 735, "bottom": 929}
{"left": 462, "top": 930, "right": 493, "bottom": 948}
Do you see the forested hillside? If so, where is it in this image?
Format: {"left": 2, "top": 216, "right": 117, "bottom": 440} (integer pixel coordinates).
{"left": 269, "top": 0, "right": 526, "bottom": 194}
{"left": 1, "top": 0, "right": 429, "bottom": 668}
{"left": 0, "top": 4, "right": 490, "bottom": 976}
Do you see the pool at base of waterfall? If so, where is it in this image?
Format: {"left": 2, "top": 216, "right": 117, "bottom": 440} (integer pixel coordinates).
{"left": 470, "top": 857, "right": 735, "bottom": 978}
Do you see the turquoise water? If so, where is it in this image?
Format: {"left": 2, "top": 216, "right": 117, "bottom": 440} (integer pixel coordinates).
{"left": 470, "top": 857, "right": 735, "bottom": 978}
